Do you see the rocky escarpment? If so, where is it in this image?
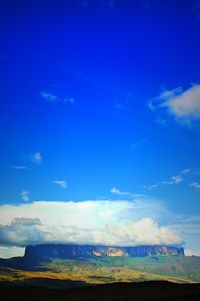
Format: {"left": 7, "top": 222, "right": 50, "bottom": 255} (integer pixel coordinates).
{"left": 24, "top": 244, "right": 184, "bottom": 259}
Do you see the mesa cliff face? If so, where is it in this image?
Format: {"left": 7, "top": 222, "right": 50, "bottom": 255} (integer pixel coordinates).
{"left": 24, "top": 244, "right": 184, "bottom": 259}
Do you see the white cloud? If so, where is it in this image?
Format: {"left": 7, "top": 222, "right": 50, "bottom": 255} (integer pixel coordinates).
{"left": 144, "top": 169, "right": 191, "bottom": 190}
{"left": 149, "top": 84, "right": 200, "bottom": 124}
{"left": 110, "top": 187, "right": 121, "bottom": 194}
{"left": 12, "top": 217, "right": 41, "bottom": 226}
{"left": 40, "top": 91, "right": 58, "bottom": 103}
{"left": 0, "top": 215, "right": 181, "bottom": 248}
{"left": 162, "top": 175, "right": 183, "bottom": 185}
{"left": 0, "top": 246, "right": 25, "bottom": 259}
{"left": 41, "top": 90, "right": 75, "bottom": 105}
{"left": 190, "top": 182, "right": 200, "bottom": 190}
{"left": 11, "top": 166, "right": 28, "bottom": 170}
{"left": 110, "top": 187, "right": 133, "bottom": 197}
{"left": 64, "top": 97, "right": 75, "bottom": 104}
{"left": 53, "top": 180, "right": 68, "bottom": 189}
{"left": 0, "top": 200, "right": 153, "bottom": 227}
{"left": 180, "top": 169, "right": 191, "bottom": 175}
{"left": 30, "top": 152, "right": 42, "bottom": 165}
{"left": 143, "top": 184, "right": 159, "bottom": 191}
{"left": 185, "top": 249, "right": 200, "bottom": 256}
{"left": 20, "top": 191, "right": 30, "bottom": 202}
{"left": 0, "top": 199, "right": 182, "bottom": 247}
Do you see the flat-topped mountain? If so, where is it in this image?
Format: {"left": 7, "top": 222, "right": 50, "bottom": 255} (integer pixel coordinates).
{"left": 24, "top": 244, "right": 184, "bottom": 259}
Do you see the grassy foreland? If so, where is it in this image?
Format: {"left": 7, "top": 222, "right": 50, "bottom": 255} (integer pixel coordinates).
{"left": 0, "top": 255, "right": 200, "bottom": 287}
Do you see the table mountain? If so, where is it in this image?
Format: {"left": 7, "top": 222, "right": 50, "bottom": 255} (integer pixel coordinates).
{"left": 24, "top": 244, "right": 184, "bottom": 260}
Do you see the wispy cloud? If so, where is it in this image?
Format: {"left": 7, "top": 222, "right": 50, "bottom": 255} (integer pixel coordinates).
{"left": 11, "top": 165, "right": 28, "bottom": 170}
{"left": 180, "top": 169, "right": 192, "bottom": 175}
{"left": 30, "top": 152, "right": 42, "bottom": 165}
{"left": 143, "top": 184, "right": 159, "bottom": 191}
{"left": 110, "top": 187, "right": 133, "bottom": 197}
{"left": 149, "top": 84, "right": 200, "bottom": 125}
{"left": 41, "top": 90, "right": 75, "bottom": 105}
{"left": 131, "top": 139, "right": 147, "bottom": 149}
{"left": 20, "top": 191, "right": 30, "bottom": 202}
{"left": 40, "top": 91, "right": 58, "bottom": 103}
{"left": 53, "top": 180, "right": 68, "bottom": 189}
{"left": 190, "top": 182, "right": 200, "bottom": 190}
{"left": 144, "top": 169, "right": 191, "bottom": 190}
{"left": 162, "top": 175, "right": 183, "bottom": 185}
{"left": 64, "top": 97, "right": 75, "bottom": 104}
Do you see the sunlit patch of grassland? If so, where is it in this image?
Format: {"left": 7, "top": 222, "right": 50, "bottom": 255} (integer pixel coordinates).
{"left": 0, "top": 260, "right": 196, "bottom": 286}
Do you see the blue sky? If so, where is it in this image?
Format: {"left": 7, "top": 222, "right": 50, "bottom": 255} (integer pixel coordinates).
{"left": 0, "top": 0, "right": 200, "bottom": 257}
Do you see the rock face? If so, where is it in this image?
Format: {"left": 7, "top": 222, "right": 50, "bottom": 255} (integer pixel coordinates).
{"left": 24, "top": 244, "right": 184, "bottom": 259}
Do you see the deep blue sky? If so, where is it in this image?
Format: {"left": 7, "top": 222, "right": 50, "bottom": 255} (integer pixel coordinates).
{"left": 0, "top": 0, "right": 200, "bottom": 253}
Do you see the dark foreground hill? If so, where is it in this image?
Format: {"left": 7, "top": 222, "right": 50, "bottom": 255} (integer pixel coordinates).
{"left": 0, "top": 281, "right": 200, "bottom": 301}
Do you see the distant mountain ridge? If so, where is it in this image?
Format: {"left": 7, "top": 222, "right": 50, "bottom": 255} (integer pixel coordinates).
{"left": 24, "top": 244, "right": 184, "bottom": 259}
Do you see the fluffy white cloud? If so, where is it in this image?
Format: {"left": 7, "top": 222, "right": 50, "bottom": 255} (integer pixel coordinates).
{"left": 53, "top": 180, "right": 68, "bottom": 189}
{"left": 30, "top": 152, "right": 42, "bottom": 165}
{"left": 149, "top": 84, "right": 200, "bottom": 123}
{"left": 0, "top": 200, "right": 181, "bottom": 248}
{"left": 20, "top": 191, "right": 30, "bottom": 202}
{"left": 0, "top": 216, "right": 181, "bottom": 248}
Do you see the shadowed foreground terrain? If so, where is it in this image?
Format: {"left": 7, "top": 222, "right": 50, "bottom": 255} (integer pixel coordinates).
{"left": 0, "top": 281, "right": 200, "bottom": 301}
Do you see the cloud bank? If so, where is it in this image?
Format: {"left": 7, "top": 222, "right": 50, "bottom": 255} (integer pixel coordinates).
{"left": 0, "top": 246, "right": 25, "bottom": 258}
{"left": 0, "top": 200, "right": 182, "bottom": 247}
{"left": 0, "top": 217, "right": 181, "bottom": 248}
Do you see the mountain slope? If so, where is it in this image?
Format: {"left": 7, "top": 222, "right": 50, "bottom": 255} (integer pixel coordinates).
{"left": 0, "top": 244, "right": 199, "bottom": 285}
